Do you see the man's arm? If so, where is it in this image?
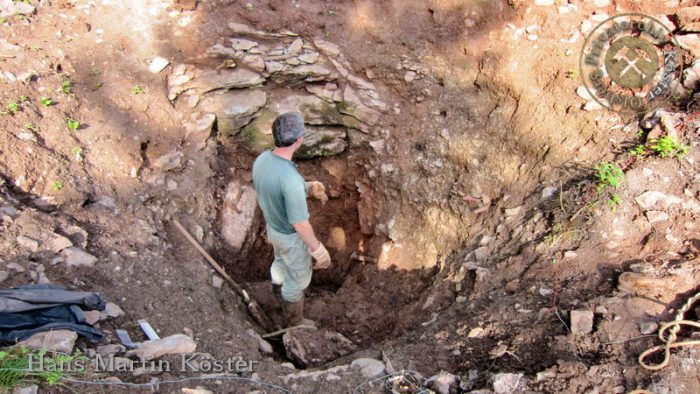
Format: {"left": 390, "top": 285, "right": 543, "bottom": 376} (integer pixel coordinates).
{"left": 292, "top": 220, "right": 331, "bottom": 269}
{"left": 286, "top": 179, "right": 331, "bottom": 269}
{"left": 292, "top": 220, "right": 321, "bottom": 251}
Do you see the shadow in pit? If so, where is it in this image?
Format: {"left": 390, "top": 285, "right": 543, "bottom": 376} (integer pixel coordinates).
{"left": 243, "top": 261, "right": 452, "bottom": 368}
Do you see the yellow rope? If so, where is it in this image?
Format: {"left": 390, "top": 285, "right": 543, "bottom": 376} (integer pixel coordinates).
{"left": 638, "top": 292, "right": 700, "bottom": 371}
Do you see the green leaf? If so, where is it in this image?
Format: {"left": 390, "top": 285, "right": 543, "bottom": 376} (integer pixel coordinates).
{"left": 67, "top": 119, "right": 80, "bottom": 130}
{"left": 61, "top": 80, "right": 73, "bottom": 94}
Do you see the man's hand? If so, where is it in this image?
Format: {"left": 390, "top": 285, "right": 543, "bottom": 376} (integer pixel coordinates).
{"left": 306, "top": 181, "right": 328, "bottom": 205}
{"left": 291, "top": 220, "right": 329, "bottom": 269}
{"left": 309, "top": 243, "right": 331, "bottom": 270}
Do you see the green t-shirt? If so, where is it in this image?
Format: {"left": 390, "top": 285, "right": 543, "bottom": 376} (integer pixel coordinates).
{"left": 252, "top": 150, "right": 309, "bottom": 234}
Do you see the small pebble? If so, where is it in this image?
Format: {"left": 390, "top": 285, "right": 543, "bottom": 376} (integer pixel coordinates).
{"left": 639, "top": 322, "right": 658, "bottom": 335}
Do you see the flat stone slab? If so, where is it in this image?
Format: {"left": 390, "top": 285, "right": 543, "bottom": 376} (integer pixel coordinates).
{"left": 283, "top": 327, "right": 357, "bottom": 368}
{"left": 18, "top": 329, "right": 77, "bottom": 353}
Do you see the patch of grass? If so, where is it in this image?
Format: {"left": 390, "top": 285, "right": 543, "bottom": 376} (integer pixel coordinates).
{"left": 6, "top": 101, "right": 19, "bottom": 115}
{"left": 132, "top": 85, "right": 143, "bottom": 95}
{"left": 61, "top": 80, "right": 73, "bottom": 94}
{"left": 543, "top": 222, "right": 584, "bottom": 247}
{"left": 594, "top": 161, "right": 624, "bottom": 191}
{"left": 594, "top": 161, "right": 624, "bottom": 211}
{"left": 0, "top": 347, "right": 89, "bottom": 389}
{"left": 630, "top": 145, "right": 646, "bottom": 156}
{"left": 543, "top": 223, "right": 562, "bottom": 245}
{"left": 67, "top": 119, "right": 80, "bottom": 131}
{"left": 40, "top": 97, "right": 54, "bottom": 106}
{"left": 607, "top": 193, "right": 622, "bottom": 211}
{"left": 51, "top": 181, "right": 63, "bottom": 191}
{"left": 649, "top": 135, "right": 689, "bottom": 158}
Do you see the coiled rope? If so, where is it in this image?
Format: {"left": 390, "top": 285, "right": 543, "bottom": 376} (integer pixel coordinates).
{"left": 637, "top": 291, "right": 700, "bottom": 371}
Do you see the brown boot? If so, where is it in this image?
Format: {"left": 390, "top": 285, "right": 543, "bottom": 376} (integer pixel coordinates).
{"left": 282, "top": 296, "right": 315, "bottom": 328}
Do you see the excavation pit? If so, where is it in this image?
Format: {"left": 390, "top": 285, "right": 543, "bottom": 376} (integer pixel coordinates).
{"left": 213, "top": 144, "right": 453, "bottom": 367}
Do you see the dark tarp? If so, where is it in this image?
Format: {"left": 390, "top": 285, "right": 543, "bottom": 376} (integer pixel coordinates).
{"left": 0, "top": 284, "right": 105, "bottom": 344}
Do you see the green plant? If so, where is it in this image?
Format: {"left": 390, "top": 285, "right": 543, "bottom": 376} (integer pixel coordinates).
{"left": 71, "top": 146, "right": 83, "bottom": 161}
{"left": 636, "top": 129, "right": 647, "bottom": 138}
{"left": 630, "top": 145, "right": 646, "bottom": 156}
{"left": 40, "top": 97, "right": 54, "bottom": 106}
{"left": 19, "top": 95, "right": 29, "bottom": 102}
{"left": 649, "top": 135, "right": 689, "bottom": 158}
{"left": 24, "top": 123, "right": 38, "bottom": 132}
{"left": 566, "top": 69, "right": 578, "bottom": 79}
{"left": 67, "top": 119, "right": 80, "bottom": 131}
{"left": 7, "top": 101, "right": 19, "bottom": 114}
{"left": 594, "top": 162, "right": 625, "bottom": 211}
{"left": 327, "top": 8, "right": 336, "bottom": 16}
{"left": 607, "top": 194, "right": 622, "bottom": 211}
{"left": 51, "top": 181, "right": 63, "bottom": 191}
{"left": 594, "top": 161, "right": 624, "bottom": 191}
{"left": 61, "top": 80, "right": 73, "bottom": 94}
{"left": 245, "top": 2, "right": 254, "bottom": 11}
{"left": 0, "top": 17, "right": 7, "bottom": 24}
{"left": 132, "top": 85, "right": 143, "bottom": 95}
{"left": 0, "top": 347, "right": 89, "bottom": 389}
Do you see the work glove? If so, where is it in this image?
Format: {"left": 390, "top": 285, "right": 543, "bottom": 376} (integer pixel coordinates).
{"left": 306, "top": 181, "right": 328, "bottom": 205}
{"left": 309, "top": 243, "right": 332, "bottom": 270}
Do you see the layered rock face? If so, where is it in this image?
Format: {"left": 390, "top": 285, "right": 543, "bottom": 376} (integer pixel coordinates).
{"left": 169, "top": 25, "right": 387, "bottom": 159}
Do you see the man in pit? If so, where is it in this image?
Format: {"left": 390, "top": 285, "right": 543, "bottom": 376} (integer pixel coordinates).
{"left": 252, "top": 112, "right": 331, "bottom": 327}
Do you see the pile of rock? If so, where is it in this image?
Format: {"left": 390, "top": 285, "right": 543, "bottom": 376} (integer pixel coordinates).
{"left": 167, "top": 23, "right": 387, "bottom": 159}
{"left": 15, "top": 223, "right": 96, "bottom": 270}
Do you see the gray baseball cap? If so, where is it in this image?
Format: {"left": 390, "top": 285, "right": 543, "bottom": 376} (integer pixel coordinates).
{"left": 272, "top": 112, "right": 305, "bottom": 147}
